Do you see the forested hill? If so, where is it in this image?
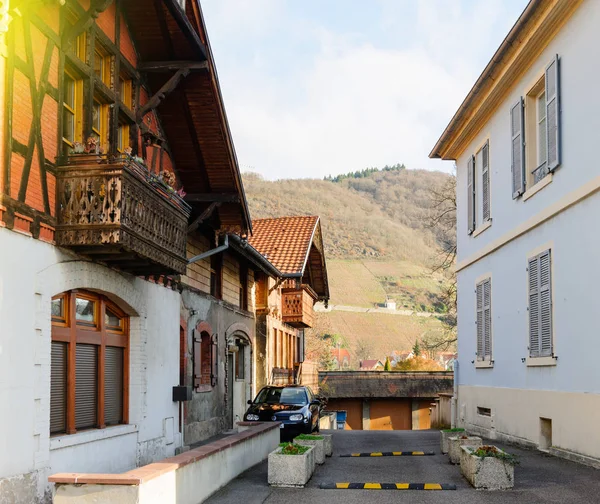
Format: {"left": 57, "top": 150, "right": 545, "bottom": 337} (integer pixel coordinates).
{"left": 243, "top": 167, "right": 452, "bottom": 265}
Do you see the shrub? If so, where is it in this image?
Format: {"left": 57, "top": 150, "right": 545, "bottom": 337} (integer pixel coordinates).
{"left": 278, "top": 442, "right": 310, "bottom": 455}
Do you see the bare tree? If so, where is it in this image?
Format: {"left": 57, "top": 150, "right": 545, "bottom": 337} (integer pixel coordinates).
{"left": 423, "top": 170, "right": 457, "bottom": 352}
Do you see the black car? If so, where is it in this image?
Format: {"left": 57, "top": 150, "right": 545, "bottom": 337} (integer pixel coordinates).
{"left": 244, "top": 385, "right": 322, "bottom": 439}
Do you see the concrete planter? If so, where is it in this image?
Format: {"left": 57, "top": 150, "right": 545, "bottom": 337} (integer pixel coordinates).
{"left": 268, "top": 446, "right": 315, "bottom": 487}
{"left": 440, "top": 429, "right": 465, "bottom": 454}
{"left": 322, "top": 434, "right": 333, "bottom": 457}
{"left": 460, "top": 445, "right": 515, "bottom": 490}
{"left": 448, "top": 435, "right": 482, "bottom": 464}
{"left": 294, "top": 436, "right": 325, "bottom": 464}
{"left": 320, "top": 411, "right": 337, "bottom": 430}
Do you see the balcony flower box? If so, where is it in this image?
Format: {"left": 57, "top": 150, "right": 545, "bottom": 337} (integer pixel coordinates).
{"left": 460, "top": 445, "right": 516, "bottom": 490}
{"left": 294, "top": 434, "right": 325, "bottom": 465}
{"left": 440, "top": 428, "right": 465, "bottom": 454}
{"left": 448, "top": 435, "right": 482, "bottom": 464}
{"left": 268, "top": 443, "right": 315, "bottom": 487}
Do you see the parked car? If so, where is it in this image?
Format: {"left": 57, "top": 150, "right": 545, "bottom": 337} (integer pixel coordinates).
{"left": 244, "top": 385, "right": 322, "bottom": 439}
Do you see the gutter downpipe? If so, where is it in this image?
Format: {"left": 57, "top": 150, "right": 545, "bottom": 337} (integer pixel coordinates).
{"left": 451, "top": 360, "right": 459, "bottom": 428}
{"left": 188, "top": 234, "right": 229, "bottom": 264}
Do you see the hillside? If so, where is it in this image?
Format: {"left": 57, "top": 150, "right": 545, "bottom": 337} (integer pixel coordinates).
{"left": 242, "top": 168, "right": 455, "bottom": 365}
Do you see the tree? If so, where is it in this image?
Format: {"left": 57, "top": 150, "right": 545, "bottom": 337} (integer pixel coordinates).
{"left": 354, "top": 337, "right": 374, "bottom": 363}
{"left": 393, "top": 355, "right": 443, "bottom": 372}
{"left": 423, "top": 169, "right": 457, "bottom": 352}
{"left": 383, "top": 357, "right": 392, "bottom": 371}
{"left": 412, "top": 340, "right": 421, "bottom": 357}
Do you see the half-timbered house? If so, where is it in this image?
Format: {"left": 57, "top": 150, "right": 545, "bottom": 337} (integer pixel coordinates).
{"left": 0, "top": 1, "right": 274, "bottom": 501}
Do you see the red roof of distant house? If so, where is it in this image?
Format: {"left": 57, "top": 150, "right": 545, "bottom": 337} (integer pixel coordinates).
{"left": 359, "top": 359, "right": 383, "bottom": 370}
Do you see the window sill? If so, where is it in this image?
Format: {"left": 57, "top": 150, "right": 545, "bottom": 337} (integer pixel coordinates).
{"left": 475, "top": 360, "right": 494, "bottom": 369}
{"left": 50, "top": 424, "right": 138, "bottom": 451}
{"left": 526, "top": 356, "right": 557, "bottom": 367}
{"left": 472, "top": 220, "right": 492, "bottom": 237}
{"left": 523, "top": 174, "right": 553, "bottom": 201}
{"left": 195, "top": 385, "right": 213, "bottom": 393}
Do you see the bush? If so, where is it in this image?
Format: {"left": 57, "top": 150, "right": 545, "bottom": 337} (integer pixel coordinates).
{"left": 278, "top": 442, "right": 310, "bottom": 455}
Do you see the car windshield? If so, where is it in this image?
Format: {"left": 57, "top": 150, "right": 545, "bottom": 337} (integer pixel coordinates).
{"left": 254, "top": 387, "right": 307, "bottom": 405}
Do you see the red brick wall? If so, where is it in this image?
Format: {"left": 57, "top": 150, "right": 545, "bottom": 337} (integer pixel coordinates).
{"left": 96, "top": 3, "right": 117, "bottom": 42}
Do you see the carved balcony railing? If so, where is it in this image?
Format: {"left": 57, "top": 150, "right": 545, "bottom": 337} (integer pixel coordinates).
{"left": 281, "top": 285, "right": 317, "bottom": 328}
{"left": 56, "top": 154, "right": 191, "bottom": 275}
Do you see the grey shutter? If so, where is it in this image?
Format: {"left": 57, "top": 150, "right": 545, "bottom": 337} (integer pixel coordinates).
{"left": 483, "top": 279, "right": 492, "bottom": 358}
{"left": 467, "top": 155, "right": 475, "bottom": 234}
{"left": 511, "top": 98, "right": 525, "bottom": 198}
{"left": 104, "top": 347, "right": 124, "bottom": 425}
{"left": 539, "top": 251, "right": 553, "bottom": 356}
{"left": 50, "top": 342, "right": 67, "bottom": 434}
{"left": 476, "top": 282, "right": 484, "bottom": 360}
{"left": 482, "top": 142, "right": 490, "bottom": 221}
{"left": 528, "top": 257, "right": 540, "bottom": 357}
{"left": 75, "top": 344, "right": 98, "bottom": 429}
{"left": 211, "top": 334, "right": 218, "bottom": 387}
{"left": 193, "top": 330, "right": 201, "bottom": 389}
{"left": 545, "top": 56, "right": 561, "bottom": 171}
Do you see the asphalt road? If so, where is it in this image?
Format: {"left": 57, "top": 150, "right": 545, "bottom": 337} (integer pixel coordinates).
{"left": 205, "top": 429, "right": 600, "bottom": 504}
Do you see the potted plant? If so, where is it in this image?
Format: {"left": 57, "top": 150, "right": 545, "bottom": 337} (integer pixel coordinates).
{"left": 268, "top": 442, "right": 315, "bottom": 487}
{"left": 440, "top": 427, "right": 465, "bottom": 454}
{"left": 460, "top": 445, "right": 518, "bottom": 490}
{"left": 294, "top": 434, "right": 326, "bottom": 464}
{"left": 448, "top": 434, "right": 482, "bottom": 464}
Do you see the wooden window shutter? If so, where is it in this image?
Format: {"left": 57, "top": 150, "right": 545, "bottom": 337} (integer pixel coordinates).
{"left": 539, "top": 251, "right": 553, "bottom": 356}
{"left": 104, "top": 347, "right": 124, "bottom": 425}
{"left": 511, "top": 98, "right": 525, "bottom": 198}
{"left": 467, "top": 155, "right": 476, "bottom": 234}
{"left": 193, "top": 330, "right": 201, "bottom": 389}
{"left": 75, "top": 344, "right": 98, "bottom": 429}
{"left": 482, "top": 142, "right": 490, "bottom": 222}
{"left": 528, "top": 257, "right": 541, "bottom": 357}
{"left": 483, "top": 279, "right": 492, "bottom": 358}
{"left": 476, "top": 282, "right": 484, "bottom": 359}
{"left": 50, "top": 342, "right": 68, "bottom": 434}
{"left": 545, "top": 56, "right": 561, "bottom": 171}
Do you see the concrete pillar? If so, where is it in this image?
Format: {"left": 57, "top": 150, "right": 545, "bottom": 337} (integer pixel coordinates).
{"left": 362, "top": 400, "right": 370, "bottom": 430}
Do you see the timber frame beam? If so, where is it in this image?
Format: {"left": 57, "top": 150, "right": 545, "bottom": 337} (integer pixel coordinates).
{"left": 163, "top": 0, "right": 207, "bottom": 60}
{"left": 187, "top": 201, "right": 220, "bottom": 234}
{"left": 136, "top": 68, "right": 190, "bottom": 122}
{"left": 139, "top": 61, "right": 209, "bottom": 72}
{"left": 62, "top": 0, "right": 113, "bottom": 45}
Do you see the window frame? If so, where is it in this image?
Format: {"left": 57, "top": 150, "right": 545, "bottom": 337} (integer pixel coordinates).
{"left": 468, "top": 137, "right": 492, "bottom": 237}
{"left": 62, "top": 68, "right": 83, "bottom": 156}
{"left": 525, "top": 75, "right": 549, "bottom": 189}
{"left": 50, "top": 291, "right": 129, "bottom": 435}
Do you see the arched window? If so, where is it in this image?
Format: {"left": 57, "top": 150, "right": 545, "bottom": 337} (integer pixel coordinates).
{"left": 50, "top": 291, "right": 129, "bottom": 435}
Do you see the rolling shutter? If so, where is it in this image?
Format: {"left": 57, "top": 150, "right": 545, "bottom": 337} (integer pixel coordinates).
{"left": 476, "top": 282, "right": 484, "bottom": 359}
{"left": 50, "top": 342, "right": 67, "bottom": 434}
{"left": 482, "top": 142, "right": 490, "bottom": 222}
{"left": 545, "top": 56, "right": 561, "bottom": 171}
{"left": 511, "top": 98, "right": 525, "bottom": 198}
{"left": 104, "top": 347, "right": 123, "bottom": 425}
{"left": 75, "top": 344, "right": 98, "bottom": 429}
{"left": 467, "top": 155, "right": 475, "bottom": 234}
{"left": 483, "top": 279, "right": 492, "bottom": 359}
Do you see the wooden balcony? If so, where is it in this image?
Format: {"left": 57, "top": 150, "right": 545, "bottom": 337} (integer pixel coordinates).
{"left": 56, "top": 154, "right": 191, "bottom": 276}
{"left": 281, "top": 286, "right": 317, "bottom": 328}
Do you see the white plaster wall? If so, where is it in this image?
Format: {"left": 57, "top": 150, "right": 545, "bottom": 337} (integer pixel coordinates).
{"left": 455, "top": 0, "right": 600, "bottom": 262}
{"left": 0, "top": 227, "right": 181, "bottom": 499}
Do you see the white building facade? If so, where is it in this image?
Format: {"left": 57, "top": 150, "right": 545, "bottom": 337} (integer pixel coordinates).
{"left": 431, "top": 0, "right": 600, "bottom": 465}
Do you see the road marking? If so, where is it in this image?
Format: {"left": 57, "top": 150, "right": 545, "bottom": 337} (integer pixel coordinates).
{"left": 340, "top": 451, "right": 435, "bottom": 457}
{"left": 320, "top": 482, "right": 457, "bottom": 491}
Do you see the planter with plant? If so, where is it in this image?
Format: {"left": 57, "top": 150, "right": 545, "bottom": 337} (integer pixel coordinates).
{"left": 268, "top": 443, "right": 315, "bottom": 487}
{"left": 294, "top": 434, "right": 326, "bottom": 464}
{"left": 460, "top": 445, "right": 517, "bottom": 490}
{"left": 448, "top": 434, "right": 482, "bottom": 464}
{"left": 440, "top": 427, "right": 465, "bottom": 454}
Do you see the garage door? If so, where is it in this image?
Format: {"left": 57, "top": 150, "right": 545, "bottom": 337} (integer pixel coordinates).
{"left": 370, "top": 399, "right": 411, "bottom": 430}
{"left": 325, "top": 399, "right": 363, "bottom": 430}
{"left": 415, "top": 400, "right": 432, "bottom": 430}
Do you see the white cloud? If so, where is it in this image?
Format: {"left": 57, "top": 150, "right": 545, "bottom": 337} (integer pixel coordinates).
{"left": 201, "top": 0, "right": 528, "bottom": 180}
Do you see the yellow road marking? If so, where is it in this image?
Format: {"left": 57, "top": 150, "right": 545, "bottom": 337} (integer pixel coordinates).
{"left": 336, "top": 483, "right": 350, "bottom": 489}
{"left": 412, "top": 451, "right": 424, "bottom": 455}
{"left": 424, "top": 483, "right": 442, "bottom": 490}
{"left": 370, "top": 452, "right": 383, "bottom": 456}
{"left": 392, "top": 451, "right": 403, "bottom": 456}
{"left": 396, "top": 483, "right": 410, "bottom": 489}
{"left": 364, "top": 483, "right": 382, "bottom": 489}
{"left": 351, "top": 453, "right": 360, "bottom": 457}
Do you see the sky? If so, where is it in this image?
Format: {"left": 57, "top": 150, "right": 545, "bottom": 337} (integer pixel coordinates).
{"left": 201, "top": 0, "right": 530, "bottom": 180}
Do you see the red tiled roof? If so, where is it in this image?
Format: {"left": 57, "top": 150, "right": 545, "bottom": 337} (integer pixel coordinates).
{"left": 248, "top": 216, "right": 319, "bottom": 275}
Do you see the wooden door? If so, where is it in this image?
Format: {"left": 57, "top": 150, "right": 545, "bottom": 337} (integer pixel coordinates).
{"left": 370, "top": 399, "right": 411, "bottom": 430}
